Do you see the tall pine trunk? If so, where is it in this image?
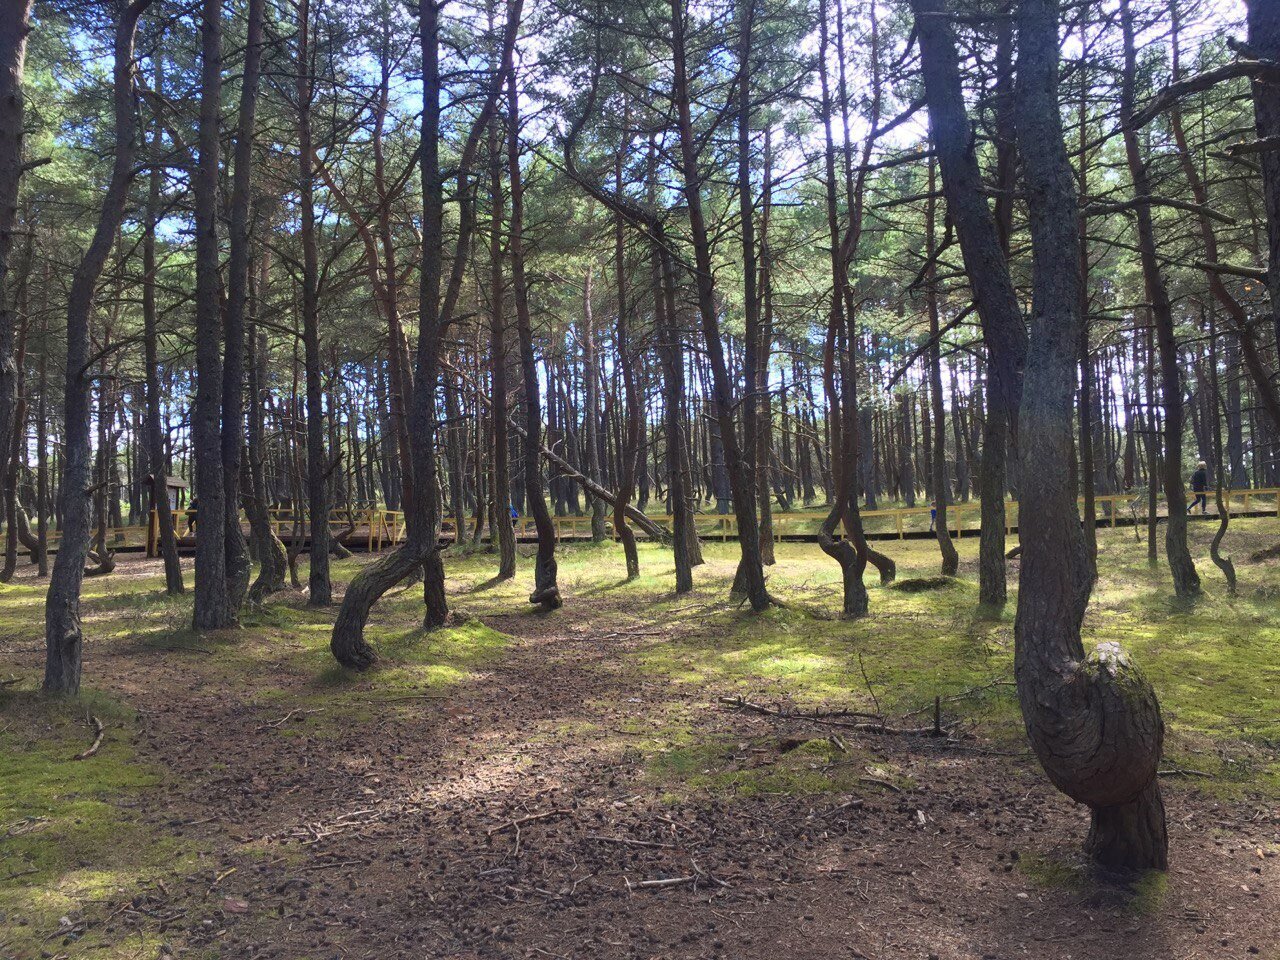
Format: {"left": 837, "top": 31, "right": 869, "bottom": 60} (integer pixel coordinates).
{"left": 46, "top": 0, "right": 154, "bottom": 691}
{"left": 507, "top": 65, "right": 561, "bottom": 607}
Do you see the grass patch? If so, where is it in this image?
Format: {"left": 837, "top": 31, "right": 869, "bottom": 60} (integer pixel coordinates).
{"left": 0, "top": 691, "right": 197, "bottom": 959}
{"left": 647, "top": 735, "right": 889, "bottom": 800}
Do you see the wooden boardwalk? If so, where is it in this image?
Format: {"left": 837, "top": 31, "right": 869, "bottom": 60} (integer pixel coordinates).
{"left": 19, "top": 488, "right": 1279, "bottom": 558}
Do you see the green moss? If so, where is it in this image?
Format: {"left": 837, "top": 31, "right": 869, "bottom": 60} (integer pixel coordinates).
{"left": 0, "top": 692, "right": 197, "bottom": 959}
{"left": 647, "top": 735, "right": 886, "bottom": 799}
{"left": 1018, "top": 852, "right": 1087, "bottom": 890}
{"left": 1127, "top": 869, "right": 1169, "bottom": 915}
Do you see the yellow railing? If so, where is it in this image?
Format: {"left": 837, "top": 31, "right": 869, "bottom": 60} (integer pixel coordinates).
{"left": 79, "top": 485, "right": 1280, "bottom": 558}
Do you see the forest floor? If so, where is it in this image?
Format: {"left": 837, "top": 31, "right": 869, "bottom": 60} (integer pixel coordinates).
{"left": 2, "top": 516, "right": 1280, "bottom": 960}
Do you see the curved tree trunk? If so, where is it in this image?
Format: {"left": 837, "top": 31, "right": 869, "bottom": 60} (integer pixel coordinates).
{"left": 816, "top": 0, "right": 869, "bottom": 616}
{"left": 329, "top": 0, "right": 521, "bottom": 668}
{"left": 1015, "top": 0, "right": 1167, "bottom": 872}
{"left": 45, "top": 0, "right": 153, "bottom": 693}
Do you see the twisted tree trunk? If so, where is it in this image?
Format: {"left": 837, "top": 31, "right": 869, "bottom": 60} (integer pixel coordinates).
{"left": 1015, "top": 0, "right": 1167, "bottom": 872}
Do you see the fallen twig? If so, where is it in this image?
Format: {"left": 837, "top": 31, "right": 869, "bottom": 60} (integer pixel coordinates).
{"left": 207, "top": 866, "right": 237, "bottom": 894}
{"left": 487, "top": 809, "right": 572, "bottom": 836}
{"left": 858, "top": 775, "right": 902, "bottom": 793}
{"left": 820, "top": 798, "right": 866, "bottom": 818}
{"left": 1159, "top": 767, "right": 1214, "bottom": 779}
{"left": 256, "top": 708, "right": 324, "bottom": 731}
{"left": 73, "top": 715, "right": 105, "bottom": 761}
{"left": 294, "top": 858, "right": 369, "bottom": 873}
{"left": 635, "top": 874, "right": 698, "bottom": 889}
{"left": 718, "top": 696, "right": 951, "bottom": 737}
{"left": 586, "top": 834, "right": 675, "bottom": 849}
{"left": 628, "top": 860, "right": 730, "bottom": 891}
{"left": 899, "top": 680, "right": 1017, "bottom": 719}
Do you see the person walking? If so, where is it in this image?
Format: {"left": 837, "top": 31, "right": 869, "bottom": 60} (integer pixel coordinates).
{"left": 1188, "top": 461, "right": 1209, "bottom": 515}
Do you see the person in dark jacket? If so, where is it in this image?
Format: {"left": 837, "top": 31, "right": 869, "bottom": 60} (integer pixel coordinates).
{"left": 1188, "top": 461, "right": 1209, "bottom": 514}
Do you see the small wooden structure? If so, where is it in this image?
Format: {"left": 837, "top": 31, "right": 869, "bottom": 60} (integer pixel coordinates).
{"left": 145, "top": 476, "right": 189, "bottom": 557}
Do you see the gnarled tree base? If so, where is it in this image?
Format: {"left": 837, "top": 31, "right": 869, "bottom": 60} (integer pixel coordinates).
{"left": 1086, "top": 780, "right": 1168, "bottom": 873}
{"left": 867, "top": 546, "right": 896, "bottom": 584}
{"left": 332, "top": 540, "right": 428, "bottom": 670}
{"left": 248, "top": 531, "right": 287, "bottom": 604}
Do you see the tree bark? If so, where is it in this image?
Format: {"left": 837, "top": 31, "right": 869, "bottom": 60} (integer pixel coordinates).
{"left": 507, "top": 64, "right": 561, "bottom": 608}
{"left": 296, "top": 0, "right": 331, "bottom": 606}
{"left": 221, "top": 0, "right": 265, "bottom": 615}
{"left": 486, "top": 106, "right": 515, "bottom": 580}
{"left": 923, "top": 164, "right": 958, "bottom": 577}
{"left": 191, "top": 0, "right": 231, "bottom": 630}
{"left": 1119, "top": 0, "right": 1199, "bottom": 598}
{"left": 1015, "top": 0, "right": 1167, "bottom": 873}
{"left": 581, "top": 266, "right": 607, "bottom": 543}
{"left": 329, "top": 0, "right": 521, "bottom": 669}
{"left": 669, "top": 0, "right": 770, "bottom": 610}
{"left": 912, "top": 0, "right": 1027, "bottom": 606}
{"left": 45, "top": 0, "right": 154, "bottom": 694}
{"left": 0, "top": 0, "right": 34, "bottom": 552}
{"left": 1246, "top": 0, "right": 1280, "bottom": 354}
{"left": 142, "top": 45, "right": 182, "bottom": 594}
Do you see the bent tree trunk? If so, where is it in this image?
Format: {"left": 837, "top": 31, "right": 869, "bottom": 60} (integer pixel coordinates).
{"left": 45, "top": 0, "right": 154, "bottom": 694}
{"left": 1014, "top": 0, "right": 1167, "bottom": 872}
{"left": 816, "top": 0, "right": 875, "bottom": 614}
{"left": 330, "top": 0, "right": 521, "bottom": 668}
